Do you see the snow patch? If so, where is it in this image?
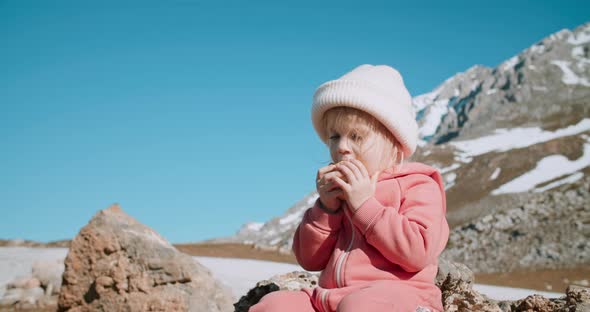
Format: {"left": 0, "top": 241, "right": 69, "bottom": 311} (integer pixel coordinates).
{"left": 472, "top": 284, "right": 561, "bottom": 301}
{"left": 529, "top": 44, "right": 545, "bottom": 55}
{"left": 279, "top": 210, "right": 305, "bottom": 225}
{"left": 572, "top": 46, "right": 585, "bottom": 58}
{"left": 451, "top": 118, "right": 590, "bottom": 161}
{"left": 550, "top": 60, "right": 590, "bottom": 87}
{"left": 306, "top": 194, "right": 319, "bottom": 206}
{"left": 489, "top": 168, "right": 501, "bottom": 180}
{"left": 486, "top": 88, "right": 498, "bottom": 95}
{"left": 534, "top": 172, "right": 584, "bottom": 193}
{"left": 246, "top": 222, "right": 264, "bottom": 231}
{"left": 568, "top": 28, "right": 590, "bottom": 45}
{"left": 193, "top": 256, "right": 302, "bottom": 298}
{"left": 549, "top": 29, "right": 571, "bottom": 41}
{"left": 491, "top": 143, "right": 590, "bottom": 195}
{"left": 263, "top": 229, "right": 276, "bottom": 237}
{"left": 444, "top": 172, "right": 457, "bottom": 190}
{"left": 440, "top": 163, "right": 461, "bottom": 175}
{"left": 419, "top": 99, "right": 450, "bottom": 138}
{"left": 268, "top": 237, "right": 282, "bottom": 246}
{"left": 413, "top": 89, "right": 440, "bottom": 112}
{"left": 501, "top": 56, "right": 519, "bottom": 72}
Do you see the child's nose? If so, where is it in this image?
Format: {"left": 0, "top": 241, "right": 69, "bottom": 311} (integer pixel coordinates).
{"left": 338, "top": 138, "right": 352, "bottom": 155}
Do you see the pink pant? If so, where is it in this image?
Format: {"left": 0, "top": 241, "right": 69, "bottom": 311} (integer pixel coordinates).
{"left": 250, "top": 281, "right": 440, "bottom": 312}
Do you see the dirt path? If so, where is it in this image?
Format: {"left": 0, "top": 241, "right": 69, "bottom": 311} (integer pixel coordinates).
{"left": 475, "top": 266, "right": 590, "bottom": 293}
{"left": 175, "top": 242, "right": 298, "bottom": 264}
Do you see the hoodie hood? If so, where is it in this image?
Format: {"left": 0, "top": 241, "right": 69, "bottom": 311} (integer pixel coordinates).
{"left": 378, "top": 162, "right": 447, "bottom": 214}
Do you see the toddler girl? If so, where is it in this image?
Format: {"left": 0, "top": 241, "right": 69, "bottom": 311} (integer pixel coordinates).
{"left": 251, "top": 64, "right": 449, "bottom": 312}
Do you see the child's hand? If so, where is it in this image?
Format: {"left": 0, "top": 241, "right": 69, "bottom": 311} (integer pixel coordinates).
{"left": 316, "top": 164, "right": 345, "bottom": 213}
{"left": 331, "top": 159, "right": 379, "bottom": 212}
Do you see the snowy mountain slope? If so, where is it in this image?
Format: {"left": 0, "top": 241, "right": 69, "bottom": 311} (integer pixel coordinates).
{"left": 415, "top": 22, "right": 590, "bottom": 144}
{"left": 216, "top": 22, "right": 590, "bottom": 274}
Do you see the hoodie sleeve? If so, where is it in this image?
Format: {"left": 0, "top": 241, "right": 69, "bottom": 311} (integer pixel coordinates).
{"left": 350, "top": 174, "right": 449, "bottom": 272}
{"left": 292, "top": 198, "right": 344, "bottom": 271}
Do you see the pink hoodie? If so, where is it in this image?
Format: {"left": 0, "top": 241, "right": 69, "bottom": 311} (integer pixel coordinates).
{"left": 292, "top": 162, "right": 449, "bottom": 312}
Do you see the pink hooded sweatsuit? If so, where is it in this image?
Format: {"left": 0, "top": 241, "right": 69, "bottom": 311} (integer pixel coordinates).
{"left": 251, "top": 162, "right": 449, "bottom": 312}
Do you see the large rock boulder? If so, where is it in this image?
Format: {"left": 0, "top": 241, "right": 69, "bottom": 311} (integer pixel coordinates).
{"left": 234, "top": 271, "right": 318, "bottom": 312}
{"left": 234, "top": 258, "right": 590, "bottom": 312}
{"left": 436, "top": 258, "right": 503, "bottom": 311}
{"left": 235, "top": 258, "right": 478, "bottom": 311}
{"left": 57, "top": 204, "right": 234, "bottom": 312}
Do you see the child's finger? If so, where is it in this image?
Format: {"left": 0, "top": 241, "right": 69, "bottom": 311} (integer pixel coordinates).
{"left": 321, "top": 173, "right": 345, "bottom": 189}
{"left": 325, "top": 180, "right": 342, "bottom": 191}
{"left": 338, "top": 161, "right": 361, "bottom": 181}
{"left": 350, "top": 159, "right": 369, "bottom": 178}
{"left": 318, "top": 164, "right": 336, "bottom": 175}
{"left": 323, "top": 171, "right": 344, "bottom": 181}
{"left": 332, "top": 176, "right": 351, "bottom": 192}
{"left": 317, "top": 164, "right": 337, "bottom": 181}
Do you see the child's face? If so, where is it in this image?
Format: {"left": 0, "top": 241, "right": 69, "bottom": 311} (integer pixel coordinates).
{"left": 326, "top": 120, "right": 389, "bottom": 176}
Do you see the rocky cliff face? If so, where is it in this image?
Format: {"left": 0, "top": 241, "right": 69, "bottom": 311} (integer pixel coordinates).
{"left": 414, "top": 22, "right": 590, "bottom": 144}
{"left": 442, "top": 175, "right": 590, "bottom": 274}
{"left": 216, "top": 22, "right": 590, "bottom": 275}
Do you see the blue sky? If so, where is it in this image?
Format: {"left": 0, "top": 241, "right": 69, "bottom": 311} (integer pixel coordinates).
{"left": 1, "top": 1, "right": 588, "bottom": 243}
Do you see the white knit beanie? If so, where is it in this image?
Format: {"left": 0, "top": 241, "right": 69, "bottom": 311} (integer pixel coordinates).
{"left": 311, "top": 64, "right": 418, "bottom": 158}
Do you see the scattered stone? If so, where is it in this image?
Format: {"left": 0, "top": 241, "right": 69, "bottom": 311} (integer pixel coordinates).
{"left": 510, "top": 294, "right": 565, "bottom": 311}
{"left": 567, "top": 285, "right": 590, "bottom": 311}
{"left": 442, "top": 175, "right": 590, "bottom": 274}
{"left": 20, "top": 287, "right": 44, "bottom": 305}
{"left": 6, "top": 277, "right": 40, "bottom": 290}
{"left": 0, "top": 288, "right": 25, "bottom": 306}
{"left": 0, "top": 277, "right": 64, "bottom": 309}
{"left": 32, "top": 259, "right": 64, "bottom": 295}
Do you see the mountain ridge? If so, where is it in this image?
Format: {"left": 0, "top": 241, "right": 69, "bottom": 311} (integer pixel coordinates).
{"left": 214, "top": 22, "right": 590, "bottom": 274}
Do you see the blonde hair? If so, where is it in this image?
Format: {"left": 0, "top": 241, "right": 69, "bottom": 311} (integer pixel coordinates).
{"left": 322, "top": 107, "right": 404, "bottom": 171}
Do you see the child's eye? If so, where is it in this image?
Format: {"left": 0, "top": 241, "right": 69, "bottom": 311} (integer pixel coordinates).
{"left": 329, "top": 134, "right": 340, "bottom": 140}
{"left": 351, "top": 133, "right": 362, "bottom": 141}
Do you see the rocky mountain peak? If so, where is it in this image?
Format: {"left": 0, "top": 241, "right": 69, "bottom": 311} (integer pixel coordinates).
{"left": 217, "top": 22, "right": 590, "bottom": 277}
{"left": 414, "top": 22, "right": 590, "bottom": 144}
